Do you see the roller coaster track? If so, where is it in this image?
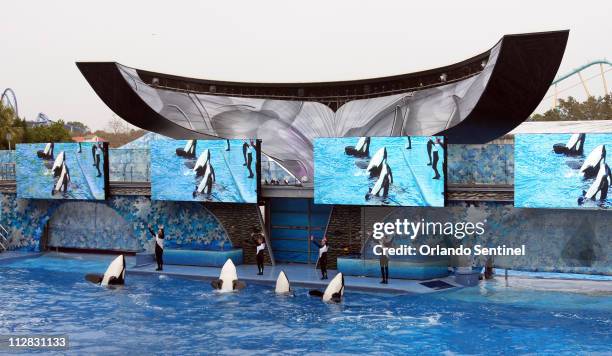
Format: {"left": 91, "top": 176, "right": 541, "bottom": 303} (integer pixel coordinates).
{"left": 1, "top": 88, "right": 18, "bottom": 117}
{"left": 547, "top": 60, "right": 612, "bottom": 108}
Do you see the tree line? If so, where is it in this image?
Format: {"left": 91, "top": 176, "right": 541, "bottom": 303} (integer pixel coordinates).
{"left": 530, "top": 94, "right": 612, "bottom": 121}
{"left": 0, "top": 102, "right": 145, "bottom": 149}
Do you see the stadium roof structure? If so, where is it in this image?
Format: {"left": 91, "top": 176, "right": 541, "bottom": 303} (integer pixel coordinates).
{"left": 78, "top": 30, "right": 568, "bottom": 181}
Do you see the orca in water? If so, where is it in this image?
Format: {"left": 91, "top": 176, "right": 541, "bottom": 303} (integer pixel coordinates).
{"left": 275, "top": 271, "right": 292, "bottom": 295}
{"left": 51, "top": 151, "right": 65, "bottom": 177}
{"left": 579, "top": 161, "right": 610, "bottom": 205}
{"left": 193, "top": 149, "right": 211, "bottom": 176}
{"left": 345, "top": 137, "right": 370, "bottom": 157}
{"left": 193, "top": 161, "right": 215, "bottom": 197}
{"left": 176, "top": 140, "right": 197, "bottom": 158}
{"left": 211, "top": 259, "right": 246, "bottom": 292}
{"left": 366, "top": 147, "right": 387, "bottom": 177}
{"left": 366, "top": 160, "right": 392, "bottom": 200}
{"left": 52, "top": 164, "right": 70, "bottom": 194}
{"left": 553, "top": 134, "right": 585, "bottom": 156}
{"left": 580, "top": 145, "right": 606, "bottom": 179}
{"left": 85, "top": 255, "right": 126, "bottom": 286}
{"left": 308, "top": 272, "right": 344, "bottom": 303}
{"left": 37, "top": 143, "right": 54, "bottom": 160}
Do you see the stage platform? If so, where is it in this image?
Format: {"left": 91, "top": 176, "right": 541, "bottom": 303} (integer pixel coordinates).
{"left": 129, "top": 262, "right": 462, "bottom": 295}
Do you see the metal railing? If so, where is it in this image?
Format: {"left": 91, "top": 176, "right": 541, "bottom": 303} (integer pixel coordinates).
{"left": 0, "top": 224, "right": 10, "bottom": 251}
{"left": 0, "top": 163, "right": 15, "bottom": 180}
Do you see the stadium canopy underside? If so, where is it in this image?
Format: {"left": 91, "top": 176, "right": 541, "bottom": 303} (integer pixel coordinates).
{"left": 77, "top": 30, "right": 568, "bottom": 182}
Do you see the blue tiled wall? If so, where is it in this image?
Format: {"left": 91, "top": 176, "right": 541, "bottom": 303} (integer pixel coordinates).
{"left": 0, "top": 194, "right": 231, "bottom": 252}
{"left": 363, "top": 202, "right": 611, "bottom": 275}
{"left": 447, "top": 144, "right": 513, "bottom": 184}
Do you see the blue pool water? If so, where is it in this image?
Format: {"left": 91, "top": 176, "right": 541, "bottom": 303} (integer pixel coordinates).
{"left": 1, "top": 255, "right": 610, "bottom": 355}
{"left": 16, "top": 143, "right": 105, "bottom": 200}
{"left": 315, "top": 137, "right": 444, "bottom": 206}
{"left": 150, "top": 139, "right": 257, "bottom": 203}
{"left": 515, "top": 134, "right": 612, "bottom": 209}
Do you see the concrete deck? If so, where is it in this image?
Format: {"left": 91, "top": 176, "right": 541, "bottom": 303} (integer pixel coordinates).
{"left": 129, "top": 263, "right": 462, "bottom": 294}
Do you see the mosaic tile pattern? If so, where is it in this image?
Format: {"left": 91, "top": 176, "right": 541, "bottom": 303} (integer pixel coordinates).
{"left": 447, "top": 144, "right": 513, "bottom": 184}
{"left": 0, "top": 194, "right": 231, "bottom": 252}
{"left": 363, "top": 201, "right": 611, "bottom": 275}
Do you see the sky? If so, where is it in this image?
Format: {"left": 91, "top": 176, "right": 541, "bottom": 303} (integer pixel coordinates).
{"left": 1, "top": 0, "right": 611, "bottom": 131}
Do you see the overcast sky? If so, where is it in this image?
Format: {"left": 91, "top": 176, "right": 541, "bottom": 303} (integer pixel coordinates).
{"left": 1, "top": 0, "right": 611, "bottom": 131}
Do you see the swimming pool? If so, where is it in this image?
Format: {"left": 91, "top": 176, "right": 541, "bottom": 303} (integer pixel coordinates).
{"left": 1, "top": 255, "right": 611, "bottom": 355}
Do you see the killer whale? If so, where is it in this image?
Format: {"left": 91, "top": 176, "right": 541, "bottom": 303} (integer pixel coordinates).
{"left": 553, "top": 134, "right": 585, "bottom": 156}
{"left": 193, "top": 149, "right": 211, "bottom": 176}
{"left": 176, "top": 139, "right": 197, "bottom": 158}
{"left": 366, "top": 147, "right": 387, "bottom": 177}
{"left": 366, "top": 160, "right": 392, "bottom": 200}
{"left": 193, "top": 161, "right": 215, "bottom": 197}
{"left": 579, "top": 161, "right": 610, "bottom": 205}
{"left": 52, "top": 164, "right": 70, "bottom": 194}
{"left": 211, "top": 259, "right": 245, "bottom": 292}
{"left": 345, "top": 137, "right": 370, "bottom": 157}
{"left": 580, "top": 145, "right": 606, "bottom": 179}
{"left": 308, "top": 272, "right": 344, "bottom": 303}
{"left": 51, "top": 151, "right": 65, "bottom": 177}
{"left": 37, "top": 143, "right": 54, "bottom": 160}
{"left": 85, "top": 255, "right": 126, "bottom": 286}
{"left": 275, "top": 271, "right": 291, "bottom": 295}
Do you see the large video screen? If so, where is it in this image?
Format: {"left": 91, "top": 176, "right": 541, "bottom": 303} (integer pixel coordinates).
{"left": 314, "top": 136, "right": 445, "bottom": 206}
{"left": 16, "top": 142, "right": 108, "bottom": 200}
{"left": 150, "top": 139, "right": 259, "bottom": 203}
{"left": 515, "top": 133, "right": 611, "bottom": 209}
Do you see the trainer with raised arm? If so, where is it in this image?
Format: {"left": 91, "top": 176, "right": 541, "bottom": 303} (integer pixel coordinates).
{"left": 148, "top": 224, "right": 165, "bottom": 271}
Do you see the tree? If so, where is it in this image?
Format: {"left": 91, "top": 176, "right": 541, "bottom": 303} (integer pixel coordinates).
{"left": 530, "top": 94, "right": 612, "bottom": 121}
{"left": 66, "top": 121, "right": 90, "bottom": 133}
{"left": 0, "top": 101, "right": 18, "bottom": 149}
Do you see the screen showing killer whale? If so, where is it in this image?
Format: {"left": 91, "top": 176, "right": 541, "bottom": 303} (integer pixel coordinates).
{"left": 314, "top": 136, "right": 445, "bottom": 207}
{"left": 16, "top": 142, "right": 107, "bottom": 200}
{"left": 150, "top": 139, "right": 259, "bottom": 203}
{"left": 515, "top": 133, "right": 612, "bottom": 209}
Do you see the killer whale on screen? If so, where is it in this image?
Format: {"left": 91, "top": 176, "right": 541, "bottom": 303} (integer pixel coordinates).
{"left": 553, "top": 134, "right": 585, "bottom": 156}
{"left": 193, "top": 149, "right": 211, "bottom": 176}
{"left": 580, "top": 145, "right": 606, "bottom": 179}
{"left": 366, "top": 147, "right": 387, "bottom": 177}
{"left": 193, "top": 161, "right": 215, "bottom": 197}
{"left": 275, "top": 271, "right": 292, "bottom": 295}
{"left": 37, "top": 142, "right": 54, "bottom": 160}
{"left": 51, "top": 151, "right": 65, "bottom": 177}
{"left": 308, "top": 273, "right": 344, "bottom": 303}
{"left": 211, "top": 259, "right": 245, "bottom": 292}
{"left": 579, "top": 161, "right": 610, "bottom": 205}
{"left": 176, "top": 139, "right": 197, "bottom": 158}
{"left": 366, "top": 160, "right": 393, "bottom": 200}
{"left": 85, "top": 255, "right": 126, "bottom": 286}
{"left": 345, "top": 137, "right": 370, "bottom": 158}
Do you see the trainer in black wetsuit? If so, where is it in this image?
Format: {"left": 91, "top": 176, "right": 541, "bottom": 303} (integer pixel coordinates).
{"left": 432, "top": 138, "right": 442, "bottom": 180}
{"left": 91, "top": 144, "right": 97, "bottom": 166}
{"left": 426, "top": 138, "right": 434, "bottom": 165}
{"left": 251, "top": 232, "right": 266, "bottom": 275}
{"left": 379, "top": 240, "right": 389, "bottom": 284}
{"left": 148, "top": 224, "right": 165, "bottom": 271}
{"left": 311, "top": 236, "right": 329, "bottom": 280}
